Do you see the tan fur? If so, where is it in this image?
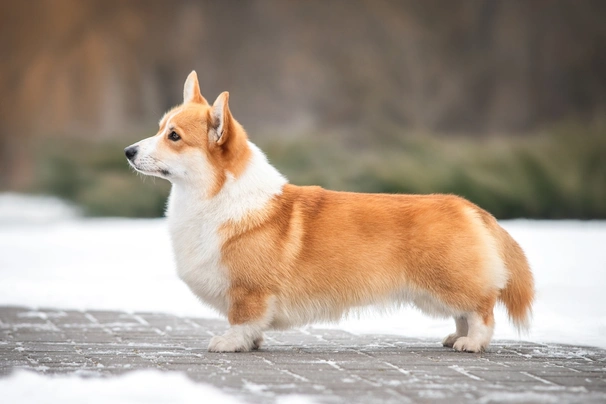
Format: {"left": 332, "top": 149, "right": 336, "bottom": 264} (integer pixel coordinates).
{"left": 220, "top": 187, "right": 532, "bottom": 332}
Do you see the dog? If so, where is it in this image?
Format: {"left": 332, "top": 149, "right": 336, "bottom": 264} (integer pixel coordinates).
{"left": 125, "top": 71, "right": 534, "bottom": 353}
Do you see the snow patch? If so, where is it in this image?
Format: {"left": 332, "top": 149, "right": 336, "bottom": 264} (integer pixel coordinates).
{"left": 0, "top": 370, "right": 244, "bottom": 404}
{"left": 479, "top": 392, "right": 560, "bottom": 403}
{"left": 0, "top": 193, "right": 78, "bottom": 225}
{"left": 276, "top": 396, "right": 320, "bottom": 404}
{"left": 243, "top": 380, "right": 268, "bottom": 393}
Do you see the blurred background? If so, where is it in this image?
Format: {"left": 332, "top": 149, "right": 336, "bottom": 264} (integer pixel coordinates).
{"left": 1, "top": 0, "right": 605, "bottom": 219}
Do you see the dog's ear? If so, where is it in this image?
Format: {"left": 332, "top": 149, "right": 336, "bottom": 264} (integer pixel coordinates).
{"left": 183, "top": 71, "right": 208, "bottom": 105}
{"left": 209, "top": 91, "right": 231, "bottom": 146}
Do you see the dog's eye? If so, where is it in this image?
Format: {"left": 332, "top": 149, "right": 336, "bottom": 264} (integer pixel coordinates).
{"left": 168, "top": 131, "right": 181, "bottom": 141}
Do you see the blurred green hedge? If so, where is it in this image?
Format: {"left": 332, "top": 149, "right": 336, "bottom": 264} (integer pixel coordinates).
{"left": 33, "top": 125, "right": 606, "bottom": 219}
{"left": 34, "top": 139, "right": 170, "bottom": 217}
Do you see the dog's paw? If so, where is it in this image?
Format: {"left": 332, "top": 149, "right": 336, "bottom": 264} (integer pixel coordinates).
{"left": 442, "top": 333, "right": 462, "bottom": 348}
{"left": 208, "top": 334, "right": 252, "bottom": 353}
{"left": 452, "top": 337, "right": 484, "bottom": 353}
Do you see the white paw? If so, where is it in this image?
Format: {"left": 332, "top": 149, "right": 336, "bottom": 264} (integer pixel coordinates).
{"left": 452, "top": 337, "right": 484, "bottom": 353}
{"left": 208, "top": 334, "right": 253, "bottom": 352}
{"left": 442, "top": 333, "right": 462, "bottom": 348}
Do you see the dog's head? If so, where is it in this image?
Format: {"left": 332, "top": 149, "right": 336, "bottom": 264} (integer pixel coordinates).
{"left": 125, "top": 71, "right": 251, "bottom": 196}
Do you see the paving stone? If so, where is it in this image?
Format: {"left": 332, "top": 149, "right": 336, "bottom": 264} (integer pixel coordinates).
{"left": 1, "top": 306, "right": 605, "bottom": 403}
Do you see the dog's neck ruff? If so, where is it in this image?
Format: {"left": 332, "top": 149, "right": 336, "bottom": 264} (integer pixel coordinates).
{"left": 167, "top": 141, "right": 287, "bottom": 223}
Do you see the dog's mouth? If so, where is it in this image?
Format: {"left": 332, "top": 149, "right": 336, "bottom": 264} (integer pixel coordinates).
{"left": 128, "top": 160, "right": 170, "bottom": 177}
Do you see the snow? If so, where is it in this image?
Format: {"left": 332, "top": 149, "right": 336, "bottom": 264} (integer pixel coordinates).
{"left": 0, "top": 369, "right": 244, "bottom": 404}
{"left": 477, "top": 392, "right": 559, "bottom": 403}
{"left": 0, "top": 194, "right": 605, "bottom": 349}
{"left": 0, "top": 193, "right": 78, "bottom": 224}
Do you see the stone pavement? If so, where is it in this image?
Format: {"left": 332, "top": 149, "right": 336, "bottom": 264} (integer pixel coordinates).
{"left": 1, "top": 306, "right": 605, "bottom": 403}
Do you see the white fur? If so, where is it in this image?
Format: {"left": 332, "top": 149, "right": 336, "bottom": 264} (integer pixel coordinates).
{"left": 208, "top": 297, "right": 277, "bottom": 352}
{"left": 465, "top": 207, "right": 509, "bottom": 290}
{"left": 453, "top": 312, "right": 494, "bottom": 352}
{"left": 127, "top": 135, "right": 169, "bottom": 178}
{"left": 158, "top": 108, "right": 180, "bottom": 126}
{"left": 164, "top": 109, "right": 183, "bottom": 131}
{"left": 183, "top": 71, "right": 198, "bottom": 104}
{"left": 208, "top": 325, "right": 262, "bottom": 352}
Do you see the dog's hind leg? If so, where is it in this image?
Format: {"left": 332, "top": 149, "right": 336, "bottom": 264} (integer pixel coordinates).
{"left": 452, "top": 296, "right": 496, "bottom": 353}
{"left": 442, "top": 316, "right": 468, "bottom": 348}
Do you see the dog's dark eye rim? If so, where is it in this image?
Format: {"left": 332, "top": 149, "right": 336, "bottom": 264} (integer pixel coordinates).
{"left": 168, "top": 131, "right": 181, "bottom": 141}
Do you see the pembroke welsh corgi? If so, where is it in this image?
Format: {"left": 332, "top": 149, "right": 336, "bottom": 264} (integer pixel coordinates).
{"left": 125, "top": 71, "right": 534, "bottom": 353}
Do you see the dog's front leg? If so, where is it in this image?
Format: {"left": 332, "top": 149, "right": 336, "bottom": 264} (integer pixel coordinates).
{"left": 208, "top": 289, "right": 274, "bottom": 353}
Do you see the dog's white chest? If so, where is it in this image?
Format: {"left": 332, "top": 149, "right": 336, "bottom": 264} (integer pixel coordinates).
{"left": 164, "top": 142, "right": 287, "bottom": 316}
{"left": 166, "top": 189, "right": 230, "bottom": 314}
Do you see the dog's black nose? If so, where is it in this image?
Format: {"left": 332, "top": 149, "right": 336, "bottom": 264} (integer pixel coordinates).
{"left": 124, "top": 146, "right": 138, "bottom": 160}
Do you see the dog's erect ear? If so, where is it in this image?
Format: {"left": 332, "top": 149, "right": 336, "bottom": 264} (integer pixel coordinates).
{"left": 210, "top": 92, "right": 231, "bottom": 146}
{"left": 183, "top": 71, "right": 208, "bottom": 105}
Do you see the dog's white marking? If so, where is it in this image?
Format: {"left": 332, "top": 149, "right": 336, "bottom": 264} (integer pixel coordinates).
{"left": 208, "top": 297, "right": 277, "bottom": 352}
{"left": 167, "top": 142, "right": 287, "bottom": 318}
{"left": 183, "top": 74, "right": 198, "bottom": 104}
{"left": 158, "top": 106, "right": 183, "bottom": 127}
{"left": 128, "top": 135, "right": 172, "bottom": 177}
{"left": 164, "top": 109, "right": 184, "bottom": 132}
{"left": 208, "top": 323, "right": 264, "bottom": 352}
{"left": 453, "top": 312, "right": 494, "bottom": 352}
{"left": 463, "top": 207, "right": 508, "bottom": 290}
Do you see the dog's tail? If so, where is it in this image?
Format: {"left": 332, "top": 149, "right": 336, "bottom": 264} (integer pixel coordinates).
{"left": 495, "top": 225, "right": 535, "bottom": 332}
{"left": 476, "top": 208, "right": 534, "bottom": 332}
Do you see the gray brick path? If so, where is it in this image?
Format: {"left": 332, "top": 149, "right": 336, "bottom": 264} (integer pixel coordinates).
{"left": 1, "top": 306, "right": 605, "bottom": 403}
